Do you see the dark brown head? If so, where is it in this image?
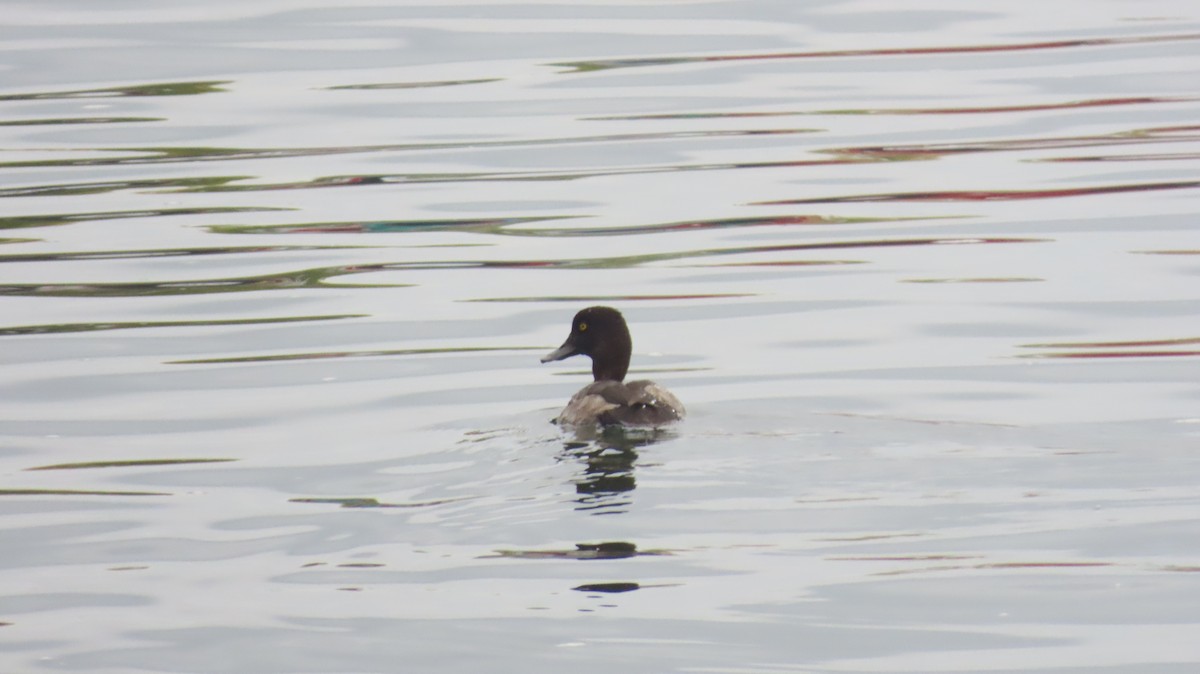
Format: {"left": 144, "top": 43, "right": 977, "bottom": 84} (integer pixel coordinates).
{"left": 540, "top": 306, "right": 632, "bottom": 382}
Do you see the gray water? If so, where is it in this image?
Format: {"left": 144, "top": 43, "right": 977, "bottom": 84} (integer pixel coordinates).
{"left": 2, "top": 1, "right": 1200, "bottom": 672}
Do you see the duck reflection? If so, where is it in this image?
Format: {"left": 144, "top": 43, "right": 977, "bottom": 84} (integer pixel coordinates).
{"left": 557, "top": 425, "right": 674, "bottom": 514}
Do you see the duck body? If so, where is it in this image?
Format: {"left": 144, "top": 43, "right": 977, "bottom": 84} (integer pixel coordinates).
{"left": 557, "top": 379, "right": 685, "bottom": 427}
{"left": 542, "top": 306, "right": 685, "bottom": 427}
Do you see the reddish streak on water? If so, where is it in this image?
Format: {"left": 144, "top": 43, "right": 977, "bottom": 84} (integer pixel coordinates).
{"left": 557, "top": 33, "right": 1200, "bottom": 71}
{"left": 696, "top": 33, "right": 1200, "bottom": 63}
{"left": 1025, "top": 351, "right": 1200, "bottom": 359}
{"left": 759, "top": 181, "right": 1200, "bottom": 204}
{"left": 594, "top": 96, "right": 1197, "bottom": 120}
{"left": 1026, "top": 336, "right": 1200, "bottom": 349}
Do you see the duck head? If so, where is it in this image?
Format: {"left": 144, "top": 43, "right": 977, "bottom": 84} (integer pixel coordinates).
{"left": 541, "top": 306, "right": 632, "bottom": 382}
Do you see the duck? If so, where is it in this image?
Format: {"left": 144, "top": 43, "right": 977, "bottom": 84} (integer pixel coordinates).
{"left": 541, "top": 306, "right": 685, "bottom": 427}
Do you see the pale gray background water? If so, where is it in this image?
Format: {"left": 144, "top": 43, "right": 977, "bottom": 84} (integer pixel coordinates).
{"left": 1, "top": 1, "right": 1199, "bottom": 672}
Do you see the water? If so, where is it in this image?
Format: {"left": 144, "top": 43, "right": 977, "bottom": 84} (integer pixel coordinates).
{"left": 2, "top": 1, "right": 1199, "bottom": 672}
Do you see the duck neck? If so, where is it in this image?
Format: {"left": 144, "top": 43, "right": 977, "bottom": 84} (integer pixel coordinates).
{"left": 592, "top": 355, "right": 628, "bottom": 382}
{"left": 591, "top": 333, "right": 631, "bottom": 382}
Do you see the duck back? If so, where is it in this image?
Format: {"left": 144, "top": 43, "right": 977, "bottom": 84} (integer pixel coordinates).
{"left": 557, "top": 379, "right": 685, "bottom": 427}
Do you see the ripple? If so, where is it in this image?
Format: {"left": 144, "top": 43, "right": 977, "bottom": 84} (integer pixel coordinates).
{"left": 758, "top": 180, "right": 1200, "bottom": 204}
{"left": 0, "top": 157, "right": 903, "bottom": 196}
{"left": 1023, "top": 351, "right": 1200, "bottom": 359}
{"left": 289, "top": 496, "right": 469, "bottom": 509}
{"left": 823, "top": 124, "right": 1200, "bottom": 163}
{"left": 325, "top": 78, "right": 501, "bottom": 90}
{"left": 552, "top": 32, "right": 1200, "bottom": 73}
{"left": 0, "top": 207, "right": 287, "bottom": 231}
{"left": 0, "top": 80, "right": 228, "bottom": 101}
{"left": 208, "top": 214, "right": 900, "bottom": 238}
{"left": 12, "top": 125, "right": 1187, "bottom": 196}
{"left": 0, "top": 245, "right": 358, "bottom": 264}
{"left": 589, "top": 96, "right": 1200, "bottom": 120}
{"left": 144, "top": 159, "right": 854, "bottom": 192}
{"left": 0, "top": 176, "right": 249, "bottom": 199}
{"left": 171, "top": 346, "right": 543, "bottom": 366}
{"left": 466, "top": 294, "right": 753, "bottom": 303}
{"left": 873, "top": 560, "right": 1115, "bottom": 578}
{"left": 1019, "top": 336, "right": 1200, "bottom": 360}
{"left": 0, "top": 116, "right": 164, "bottom": 126}
{"left": 339, "top": 237, "right": 1043, "bottom": 272}
{"left": 27, "top": 458, "right": 235, "bottom": 471}
{"left": 0, "top": 488, "right": 169, "bottom": 497}
{"left": 1037, "top": 152, "right": 1200, "bottom": 163}
{"left": 208, "top": 216, "right": 574, "bottom": 236}
{"left": 0, "top": 128, "right": 813, "bottom": 169}
{"left": 0, "top": 265, "right": 409, "bottom": 298}
{"left": 1025, "top": 336, "right": 1200, "bottom": 349}
{"left": 698, "top": 260, "right": 862, "bottom": 268}
{"left": 903, "top": 277, "right": 1043, "bottom": 284}
{"left": 0, "top": 314, "right": 363, "bottom": 337}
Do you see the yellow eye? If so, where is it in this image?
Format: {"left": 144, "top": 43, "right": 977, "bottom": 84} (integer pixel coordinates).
{"left": 578, "top": 322, "right": 588, "bottom": 332}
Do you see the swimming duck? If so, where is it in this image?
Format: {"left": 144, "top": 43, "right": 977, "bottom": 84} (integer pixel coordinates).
{"left": 541, "top": 306, "right": 685, "bottom": 427}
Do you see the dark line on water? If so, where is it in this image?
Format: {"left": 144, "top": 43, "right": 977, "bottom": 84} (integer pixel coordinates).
{"left": 903, "top": 277, "right": 1043, "bottom": 284}
{"left": 290, "top": 496, "right": 468, "bottom": 509}
{"left": 823, "top": 125, "right": 1200, "bottom": 162}
{"left": 1019, "top": 351, "right": 1200, "bottom": 359}
{"left": 0, "top": 80, "right": 229, "bottom": 101}
{"left": 1019, "top": 336, "right": 1200, "bottom": 360}
{"left": 694, "top": 260, "right": 862, "bottom": 268}
{"left": 552, "top": 32, "right": 1200, "bottom": 72}
{"left": 207, "top": 215, "right": 577, "bottom": 236}
{"left": 0, "top": 245, "right": 362, "bottom": 264}
{"left": 325, "top": 78, "right": 501, "bottom": 90}
{"left": 0, "top": 314, "right": 365, "bottom": 337}
{"left": 757, "top": 180, "right": 1200, "bottom": 204}
{"left": 1035, "top": 152, "right": 1200, "bottom": 163}
{"left": 0, "top": 207, "right": 289, "bottom": 231}
{"left": 0, "top": 238, "right": 1040, "bottom": 298}
{"left": 342, "top": 237, "right": 1041, "bottom": 272}
{"left": 587, "top": 96, "right": 1199, "bottom": 120}
{"left": 0, "top": 128, "right": 814, "bottom": 169}
{"left": 465, "top": 294, "right": 754, "bottom": 303}
{"left": 207, "top": 214, "right": 907, "bottom": 238}
{"left": 0, "top": 489, "right": 170, "bottom": 497}
{"left": 0, "top": 176, "right": 252, "bottom": 199}
{"left": 0, "top": 265, "right": 411, "bottom": 298}
{"left": 27, "top": 458, "right": 236, "bottom": 471}
{"left": 5, "top": 126, "right": 1190, "bottom": 196}
{"left": 170, "top": 346, "right": 544, "bottom": 365}
{"left": 0, "top": 116, "right": 164, "bottom": 126}
{"left": 1023, "top": 336, "right": 1200, "bottom": 349}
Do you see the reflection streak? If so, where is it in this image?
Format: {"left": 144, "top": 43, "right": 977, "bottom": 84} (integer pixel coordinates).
{"left": 0, "top": 238, "right": 1039, "bottom": 298}
{"left": 589, "top": 96, "right": 1200, "bottom": 120}
{"left": 552, "top": 32, "right": 1200, "bottom": 72}
{"left": 0, "top": 129, "right": 813, "bottom": 169}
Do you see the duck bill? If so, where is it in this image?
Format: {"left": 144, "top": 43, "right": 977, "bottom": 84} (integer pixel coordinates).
{"left": 541, "top": 339, "right": 579, "bottom": 363}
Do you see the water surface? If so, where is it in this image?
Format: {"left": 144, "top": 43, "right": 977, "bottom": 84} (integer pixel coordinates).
{"left": 2, "top": 1, "right": 1199, "bottom": 672}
